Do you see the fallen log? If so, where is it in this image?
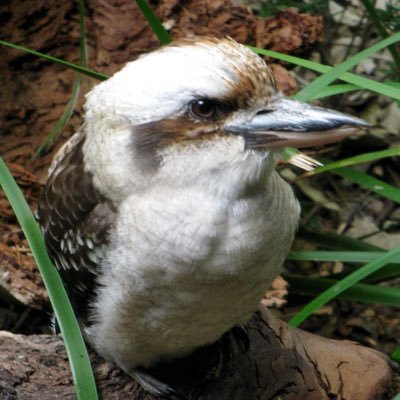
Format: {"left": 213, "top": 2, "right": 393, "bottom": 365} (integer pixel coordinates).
{"left": 0, "top": 306, "right": 397, "bottom": 399}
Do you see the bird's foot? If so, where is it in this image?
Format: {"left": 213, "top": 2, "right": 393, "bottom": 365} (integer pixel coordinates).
{"left": 129, "top": 325, "right": 252, "bottom": 399}
{"left": 129, "top": 369, "right": 185, "bottom": 399}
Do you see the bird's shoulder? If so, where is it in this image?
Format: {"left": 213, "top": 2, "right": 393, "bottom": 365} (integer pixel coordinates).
{"left": 38, "top": 131, "right": 117, "bottom": 319}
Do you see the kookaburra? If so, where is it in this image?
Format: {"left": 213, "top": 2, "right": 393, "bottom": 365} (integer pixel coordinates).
{"left": 38, "top": 37, "right": 368, "bottom": 395}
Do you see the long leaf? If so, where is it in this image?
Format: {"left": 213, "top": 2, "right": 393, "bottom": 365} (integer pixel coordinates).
{"left": 359, "top": 0, "right": 400, "bottom": 75}
{"left": 0, "top": 40, "right": 108, "bottom": 81}
{"left": 288, "top": 251, "right": 400, "bottom": 282}
{"left": 35, "top": 75, "right": 81, "bottom": 156}
{"left": 294, "top": 228, "right": 399, "bottom": 282}
{"left": 298, "top": 150, "right": 400, "bottom": 205}
{"left": 249, "top": 46, "right": 400, "bottom": 100}
{"left": 308, "top": 82, "right": 400, "bottom": 100}
{"left": 34, "top": 0, "right": 89, "bottom": 157}
{"left": 288, "top": 250, "right": 400, "bottom": 263}
{"left": 298, "top": 225, "right": 383, "bottom": 251}
{"left": 135, "top": 0, "right": 171, "bottom": 45}
{"left": 78, "top": 0, "right": 88, "bottom": 67}
{"left": 0, "top": 159, "right": 98, "bottom": 400}
{"left": 334, "top": 167, "right": 400, "bottom": 205}
{"left": 285, "top": 274, "right": 400, "bottom": 308}
{"left": 392, "top": 347, "right": 400, "bottom": 363}
{"left": 294, "top": 32, "right": 400, "bottom": 101}
{"left": 308, "top": 83, "right": 361, "bottom": 100}
{"left": 309, "top": 148, "right": 400, "bottom": 175}
{"left": 289, "top": 247, "right": 400, "bottom": 327}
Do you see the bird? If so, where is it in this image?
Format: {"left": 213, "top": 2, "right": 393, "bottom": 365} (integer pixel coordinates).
{"left": 37, "top": 37, "right": 369, "bottom": 396}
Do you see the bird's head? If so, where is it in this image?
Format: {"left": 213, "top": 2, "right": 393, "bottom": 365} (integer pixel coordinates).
{"left": 82, "top": 37, "right": 369, "bottom": 201}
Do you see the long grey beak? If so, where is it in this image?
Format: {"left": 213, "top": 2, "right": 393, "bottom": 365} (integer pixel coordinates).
{"left": 225, "top": 98, "right": 370, "bottom": 149}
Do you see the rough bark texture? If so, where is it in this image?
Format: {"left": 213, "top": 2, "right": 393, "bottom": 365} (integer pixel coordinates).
{"left": 0, "top": 307, "right": 397, "bottom": 400}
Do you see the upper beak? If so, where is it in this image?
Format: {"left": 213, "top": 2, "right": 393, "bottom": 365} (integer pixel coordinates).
{"left": 224, "top": 98, "right": 370, "bottom": 149}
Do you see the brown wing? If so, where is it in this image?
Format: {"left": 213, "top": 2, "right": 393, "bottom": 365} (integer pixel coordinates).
{"left": 37, "top": 132, "right": 117, "bottom": 322}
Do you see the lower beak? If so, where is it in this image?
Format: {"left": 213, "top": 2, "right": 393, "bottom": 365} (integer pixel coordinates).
{"left": 224, "top": 98, "right": 370, "bottom": 149}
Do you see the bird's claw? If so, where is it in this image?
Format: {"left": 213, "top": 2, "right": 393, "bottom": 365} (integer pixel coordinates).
{"left": 130, "top": 368, "right": 186, "bottom": 400}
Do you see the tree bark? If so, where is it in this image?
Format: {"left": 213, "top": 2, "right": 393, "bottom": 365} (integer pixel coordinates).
{"left": 0, "top": 306, "right": 397, "bottom": 400}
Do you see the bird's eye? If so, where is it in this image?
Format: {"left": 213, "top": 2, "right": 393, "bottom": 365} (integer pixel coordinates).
{"left": 190, "top": 99, "right": 217, "bottom": 119}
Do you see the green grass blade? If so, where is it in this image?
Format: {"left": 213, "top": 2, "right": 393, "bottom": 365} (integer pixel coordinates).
{"left": 307, "top": 83, "right": 400, "bottom": 100}
{"left": 341, "top": 263, "right": 400, "bottom": 283}
{"left": 299, "top": 150, "right": 400, "bottom": 205}
{"left": 35, "top": 74, "right": 81, "bottom": 157}
{"left": 359, "top": 0, "right": 400, "bottom": 75}
{"left": 288, "top": 247, "right": 400, "bottom": 327}
{"left": 307, "top": 83, "right": 361, "bottom": 100}
{"left": 334, "top": 167, "right": 400, "bottom": 205}
{"left": 288, "top": 251, "right": 400, "bottom": 282}
{"left": 311, "top": 148, "right": 400, "bottom": 174}
{"left": 249, "top": 46, "right": 400, "bottom": 100}
{"left": 0, "top": 159, "right": 98, "bottom": 400}
{"left": 366, "top": 264, "right": 400, "bottom": 281}
{"left": 134, "top": 0, "right": 171, "bottom": 45}
{"left": 285, "top": 275, "right": 400, "bottom": 308}
{"left": 0, "top": 40, "right": 108, "bottom": 81}
{"left": 293, "top": 32, "right": 400, "bottom": 101}
{"left": 34, "top": 0, "right": 89, "bottom": 157}
{"left": 392, "top": 347, "right": 400, "bottom": 363}
{"left": 288, "top": 250, "right": 400, "bottom": 263}
{"left": 78, "top": 0, "right": 88, "bottom": 66}
{"left": 294, "top": 231, "right": 400, "bottom": 283}
{"left": 298, "top": 225, "right": 383, "bottom": 251}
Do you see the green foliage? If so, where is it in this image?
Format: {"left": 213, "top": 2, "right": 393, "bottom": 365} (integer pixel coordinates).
{"left": 288, "top": 247, "right": 400, "bottom": 327}
{"left": 34, "top": 0, "right": 89, "bottom": 156}
{"left": 135, "top": 0, "right": 171, "bottom": 44}
{"left": 292, "top": 32, "right": 400, "bottom": 102}
{"left": 249, "top": 45, "right": 400, "bottom": 100}
{"left": 250, "top": 10, "right": 400, "bottom": 362}
{"left": 392, "top": 347, "right": 400, "bottom": 363}
{"left": 285, "top": 274, "right": 400, "bottom": 308}
{"left": 0, "top": 159, "right": 98, "bottom": 400}
{"left": 311, "top": 148, "right": 400, "bottom": 175}
{"left": 391, "top": 392, "right": 400, "bottom": 400}
{"left": 359, "top": 0, "right": 400, "bottom": 76}
{"left": 1, "top": 2, "right": 99, "bottom": 399}
{"left": 0, "top": 40, "right": 107, "bottom": 80}
{"left": 379, "top": 2, "right": 400, "bottom": 32}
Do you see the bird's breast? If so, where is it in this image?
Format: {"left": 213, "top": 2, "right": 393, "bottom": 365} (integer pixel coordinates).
{"left": 90, "top": 171, "right": 299, "bottom": 368}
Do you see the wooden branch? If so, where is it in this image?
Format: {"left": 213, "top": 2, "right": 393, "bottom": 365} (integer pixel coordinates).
{"left": 0, "top": 306, "right": 397, "bottom": 399}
